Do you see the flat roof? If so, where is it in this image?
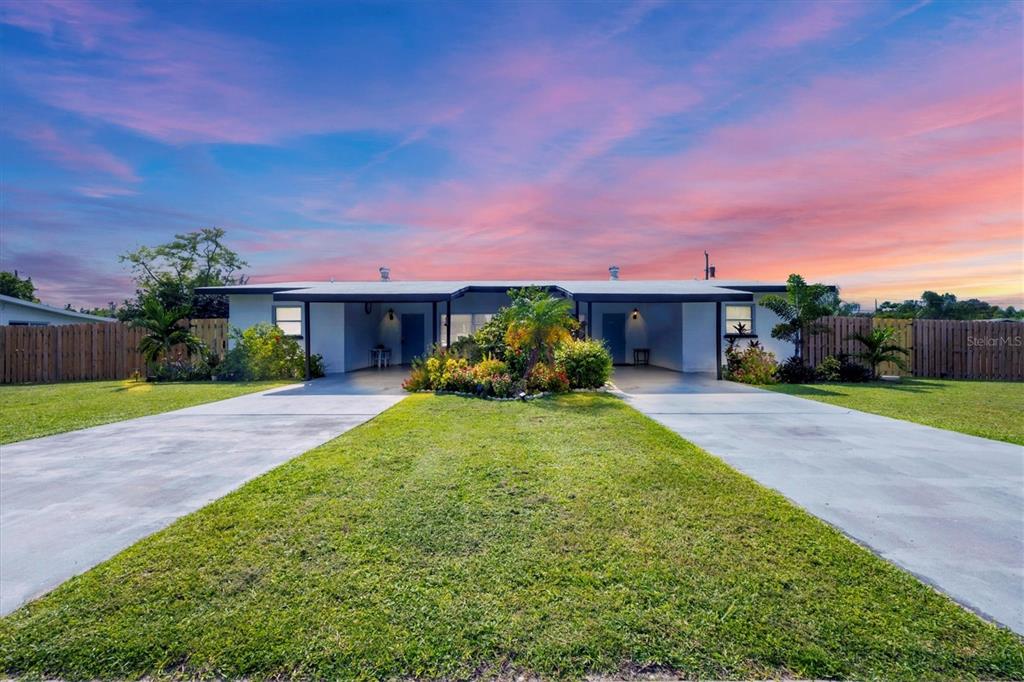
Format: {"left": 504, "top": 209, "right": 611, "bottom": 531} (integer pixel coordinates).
{"left": 198, "top": 279, "right": 785, "bottom": 303}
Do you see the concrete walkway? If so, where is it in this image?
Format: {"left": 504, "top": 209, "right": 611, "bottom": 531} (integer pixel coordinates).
{"left": 611, "top": 367, "right": 1024, "bottom": 634}
{"left": 0, "top": 369, "right": 406, "bottom": 615}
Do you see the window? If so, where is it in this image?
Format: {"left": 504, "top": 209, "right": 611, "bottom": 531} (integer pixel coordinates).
{"left": 273, "top": 305, "right": 303, "bottom": 337}
{"left": 725, "top": 305, "right": 753, "bottom": 335}
{"left": 445, "top": 313, "right": 494, "bottom": 344}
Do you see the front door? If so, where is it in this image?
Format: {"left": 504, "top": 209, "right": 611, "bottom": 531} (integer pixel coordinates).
{"left": 603, "top": 313, "right": 626, "bottom": 364}
{"left": 401, "top": 314, "right": 425, "bottom": 364}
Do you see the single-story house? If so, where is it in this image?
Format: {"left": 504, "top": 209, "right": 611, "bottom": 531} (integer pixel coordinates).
{"left": 0, "top": 294, "right": 116, "bottom": 326}
{"left": 198, "top": 267, "right": 791, "bottom": 379}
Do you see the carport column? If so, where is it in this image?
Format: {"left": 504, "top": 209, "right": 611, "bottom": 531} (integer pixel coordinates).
{"left": 445, "top": 297, "right": 451, "bottom": 348}
{"left": 432, "top": 301, "right": 438, "bottom": 347}
{"left": 587, "top": 301, "right": 593, "bottom": 338}
{"left": 715, "top": 301, "right": 722, "bottom": 380}
{"left": 303, "top": 300, "right": 312, "bottom": 381}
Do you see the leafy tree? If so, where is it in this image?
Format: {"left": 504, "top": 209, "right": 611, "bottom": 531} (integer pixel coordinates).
{"left": 758, "top": 274, "right": 840, "bottom": 361}
{"left": 876, "top": 291, "right": 1022, "bottom": 320}
{"left": 120, "top": 228, "right": 247, "bottom": 320}
{"left": 846, "top": 326, "right": 910, "bottom": 379}
{"left": 134, "top": 297, "right": 203, "bottom": 368}
{"left": 0, "top": 271, "right": 38, "bottom": 302}
{"left": 504, "top": 294, "right": 576, "bottom": 375}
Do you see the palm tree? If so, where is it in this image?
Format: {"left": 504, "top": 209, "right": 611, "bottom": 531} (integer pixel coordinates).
{"left": 504, "top": 294, "right": 575, "bottom": 375}
{"left": 846, "top": 326, "right": 909, "bottom": 379}
{"left": 759, "top": 274, "right": 842, "bottom": 361}
{"left": 134, "top": 297, "right": 203, "bottom": 369}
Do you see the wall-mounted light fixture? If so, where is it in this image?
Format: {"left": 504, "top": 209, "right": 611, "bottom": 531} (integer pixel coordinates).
{"left": 364, "top": 302, "right": 372, "bottom": 315}
{"left": 632, "top": 308, "right": 639, "bottom": 320}
{"left": 387, "top": 308, "right": 395, "bottom": 321}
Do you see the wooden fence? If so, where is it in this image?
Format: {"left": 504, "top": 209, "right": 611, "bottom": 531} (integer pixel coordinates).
{"left": 1, "top": 318, "right": 229, "bottom": 384}
{"left": 803, "top": 317, "right": 1024, "bottom": 381}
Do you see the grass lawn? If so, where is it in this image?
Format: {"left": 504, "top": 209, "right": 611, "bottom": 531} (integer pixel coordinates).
{"left": 764, "top": 378, "right": 1024, "bottom": 445}
{"left": 0, "top": 379, "right": 292, "bottom": 444}
{"left": 2, "top": 394, "right": 1021, "bottom": 681}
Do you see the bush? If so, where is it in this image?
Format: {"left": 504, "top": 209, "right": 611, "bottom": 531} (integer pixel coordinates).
{"left": 150, "top": 357, "right": 212, "bottom": 382}
{"left": 525, "top": 363, "right": 570, "bottom": 393}
{"left": 555, "top": 338, "right": 612, "bottom": 389}
{"left": 474, "top": 358, "right": 508, "bottom": 382}
{"left": 726, "top": 346, "right": 778, "bottom": 384}
{"left": 836, "top": 353, "right": 873, "bottom": 382}
{"left": 816, "top": 355, "right": 842, "bottom": 382}
{"left": 213, "top": 323, "right": 321, "bottom": 381}
{"left": 777, "top": 355, "right": 817, "bottom": 383}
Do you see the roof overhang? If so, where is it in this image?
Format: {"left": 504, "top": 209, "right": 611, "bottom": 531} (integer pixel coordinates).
{"left": 571, "top": 292, "right": 754, "bottom": 303}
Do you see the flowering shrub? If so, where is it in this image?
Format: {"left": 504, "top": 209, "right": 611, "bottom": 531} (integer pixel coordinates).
{"left": 555, "top": 338, "right": 612, "bottom": 389}
{"left": 726, "top": 346, "right": 778, "bottom": 385}
{"left": 526, "top": 363, "right": 570, "bottom": 393}
{"left": 474, "top": 358, "right": 508, "bottom": 381}
{"left": 214, "top": 323, "right": 324, "bottom": 380}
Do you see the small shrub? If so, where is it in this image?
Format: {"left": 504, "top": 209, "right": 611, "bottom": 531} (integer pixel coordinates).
{"left": 151, "top": 357, "right": 212, "bottom": 382}
{"left": 555, "top": 338, "right": 612, "bottom": 389}
{"left": 488, "top": 373, "right": 514, "bottom": 398}
{"left": 474, "top": 358, "right": 508, "bottom": 381}
{"left": 402, "top": 362, "right": 431, "bottom": 391}
{"left": 213, "top": 323, "right": 313, "bottom": 381}
{"left": 836, "top": 353, "right": 873, "bottom": 382}
{"left": 525, "top": 364, "right": 570, "bottom": 393}
{"left": 816, "top": 355, "right": 842, "bottom": 382}
{"left": 777, "top": 355, "right": 817, "bottom": 383}
{"left": 727, "top": 346, "right": 778, "bottom": 384}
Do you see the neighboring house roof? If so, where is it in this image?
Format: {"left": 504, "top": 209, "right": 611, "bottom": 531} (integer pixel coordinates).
{"left": 0, "top": 294, "right": 116, "bottom": 322}
{"left": 198, "top": 279, "right": 787, "bottom": 303}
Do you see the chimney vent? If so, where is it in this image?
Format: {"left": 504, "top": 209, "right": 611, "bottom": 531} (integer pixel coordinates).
{"left": 379, "top": 266, "right": 391, "bottom": 281}
{"left": 608, "top": 265, "right": 620, "bottom": 280}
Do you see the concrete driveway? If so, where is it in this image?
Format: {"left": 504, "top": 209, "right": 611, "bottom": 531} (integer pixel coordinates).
{"left": 0, "top": 369, "right": 406, "bottom": 615}
{"left": 612, "top": 367, "right": 1024, "bottom": 634}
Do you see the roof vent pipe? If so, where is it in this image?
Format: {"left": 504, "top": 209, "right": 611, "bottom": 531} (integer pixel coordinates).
{"left": 609, "top": 265, "right": 620, "bottom": 280}
{"left": 379, "top": 266, "right": 390, "bottom": 281}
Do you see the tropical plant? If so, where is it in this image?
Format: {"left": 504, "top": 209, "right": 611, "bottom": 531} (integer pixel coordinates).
{"left": 504, "top": 294, "right": 576, "bottom": 376}
{"left": 758, "top": 274, "right": 842, "bottom": 361}
{"left": 815, "top": 355, "right": 842, "bottom": 382}
{"left": 134, "top": 297, "right": 203, "bottom": 370}
{"left": 725, "top": 346, "right": 778, "bottom": 384}
{"left": 555, "top": 338, "right": 612, "bottom": 389}
{"left": 214, "top": 323, "right": 321, "bottom": 381}
{"left": 846, "top": 326, "right": 910, "bottom": 379}
{"left": 777, "top": 355, "right": 817, "bottom": 383}
{"left": 0, "top": 270, "right": 38, "bottom": 302}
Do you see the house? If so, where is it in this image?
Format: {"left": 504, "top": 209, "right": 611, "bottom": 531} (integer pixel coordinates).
{"left": 198, "top": 267, "right": 791, "bottom": 379}
{"left": 0, "top": 294, "right": 116, "bottom": 326}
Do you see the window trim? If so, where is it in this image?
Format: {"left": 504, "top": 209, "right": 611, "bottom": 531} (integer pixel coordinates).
{"left": 724, "top": 304, "right": 755, "bottom": 336}
{"left": 272, "top": 304, "right": 304, "bottom": 338}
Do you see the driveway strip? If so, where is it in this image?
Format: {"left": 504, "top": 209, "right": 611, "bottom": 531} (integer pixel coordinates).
{"left": 0, "top": 372, "right": 405, "bottom": 616}
{"left": 613, "top": 367, "right": 1024, "bottom": 634}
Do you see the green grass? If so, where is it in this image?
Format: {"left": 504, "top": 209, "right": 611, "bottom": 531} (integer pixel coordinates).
{"left": 2, "top": 394, "right": 1021, "bottom": 681}
{"left": 0, "top": 379, "right": 292, "bottom": 444}
{"left": 764, "top": 378, "right": 1024, "bottom": 445}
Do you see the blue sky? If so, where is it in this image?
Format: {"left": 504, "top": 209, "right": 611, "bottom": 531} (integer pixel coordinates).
{"left": 1, "top": 0, "right": 1021, "bottom": 308}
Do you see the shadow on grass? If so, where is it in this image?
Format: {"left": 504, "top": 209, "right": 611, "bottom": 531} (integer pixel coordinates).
{"left": 777, "top": 378, "right": 951, "bottom": 397}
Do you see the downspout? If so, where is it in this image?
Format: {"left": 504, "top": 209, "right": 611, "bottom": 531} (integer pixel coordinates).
{"left": 715, "top": 301, "right": 722, "bottom": 380}
{"left": 303, "top": 300, "right": 312, "bottom": 381}
{"left": 432, "top": 301, "right": 438, "bottom": 347}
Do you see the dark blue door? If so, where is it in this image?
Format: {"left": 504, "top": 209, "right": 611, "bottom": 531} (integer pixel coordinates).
{"left": 603, "top": 313, "right": 626, "bottom": 364}
{"left": 401, "top": 314, "right": 425, "bottom": 364}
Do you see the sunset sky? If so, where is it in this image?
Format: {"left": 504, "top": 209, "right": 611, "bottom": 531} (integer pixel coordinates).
{"left": 2, "top": 0, "right": 1021, "bottom": 309}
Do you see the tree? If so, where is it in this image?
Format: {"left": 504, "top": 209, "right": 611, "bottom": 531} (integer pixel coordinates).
{"left": 876, "top": 291, "right": 1022, "bottom": 320}
{"left": 504, "top": 294, "right": 576, "bottom": 375}
{"left": 134, "top": 297, "right": 203, "bottom": 368}
{"left": 0, "top": 271, "right": 38, "bottom": 302}
{"left": 846, "top": 326, "right": 910, "bottom": 379}
{"left": 120, "top": 228, "right": 247, "bottom": 320}
{"left": 758, "top": 274, "right": 841, "bottom": 361}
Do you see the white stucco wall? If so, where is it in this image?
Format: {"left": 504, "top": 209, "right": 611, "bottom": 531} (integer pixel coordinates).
{"left": 310, "top": 302, "right": 345, "bottom": 373}
{"left": 750, "top": 293, "right": 791, "bottom": 362}
{"left": 227, "top": 294, "right": 274, "bottom": 345}
{"left": 0, "top": 300, "right": 113, "bottom": 326}
{"left": 682, "top": 302, "right": 717, "bottom": 372}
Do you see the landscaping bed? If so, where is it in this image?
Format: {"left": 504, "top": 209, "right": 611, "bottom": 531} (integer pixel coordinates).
{"left": 765, "top": 378, "right": 1024, "bottom": 445}
{"left": 2, "top": 394, "right": 1020, "bottom": 680}
{"left": 0, "top": 379, "right": 291, "bottom": 444}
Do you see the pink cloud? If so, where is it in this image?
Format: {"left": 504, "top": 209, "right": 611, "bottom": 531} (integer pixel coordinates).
{"left": 19, "top": 124, "right": 138, "bottom": 182}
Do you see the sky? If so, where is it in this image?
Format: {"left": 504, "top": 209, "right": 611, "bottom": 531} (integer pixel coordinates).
{"left": 1, "top": 0, "right": 1021, "bottom": 310}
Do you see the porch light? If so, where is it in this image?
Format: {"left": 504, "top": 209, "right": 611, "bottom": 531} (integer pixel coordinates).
{"left": 387, "top": 308, "right": 395, "bottom": 321}
{"left": 632, "top": 308, "right": 639, "bottom": 320}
